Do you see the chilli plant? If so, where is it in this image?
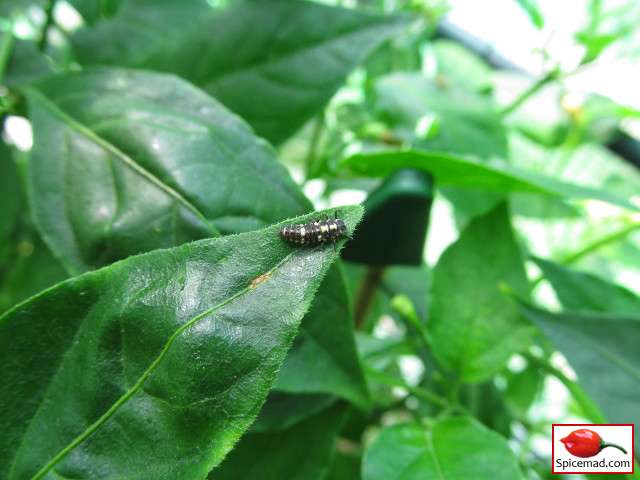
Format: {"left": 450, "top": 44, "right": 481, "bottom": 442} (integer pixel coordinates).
{"left": 1, "top": 1, "right": 639, "bottom": 479}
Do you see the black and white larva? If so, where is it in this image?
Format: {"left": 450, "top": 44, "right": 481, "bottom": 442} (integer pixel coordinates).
{"left": 279, "top": 211, "right": 353, "bottom": 251}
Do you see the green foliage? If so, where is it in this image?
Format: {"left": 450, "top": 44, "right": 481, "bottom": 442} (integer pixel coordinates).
{"left": 362, "top": 417, "right": 524, "bottom": 480}
{"left": 1, "top": 1, "right": 639, "bottom": 479}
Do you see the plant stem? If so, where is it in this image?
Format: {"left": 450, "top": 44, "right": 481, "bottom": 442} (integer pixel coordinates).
{"left": 391, "top": 294, "right": 430, "bottom": 349}
{"left": 364, "top": 364, "right": 450, "bottom": 409}
{"left": 499, "top": 69, "right": 558, "bottom": 118}
{"left": 354, "top": 265, "right": 387, "bottom": 330}
{"left": 304, "top": 111, "right": 325, "bottom": 181}
{"left": 523, "top": 352, "right": 607, "bottom": 423}
{"left": 530, "top": 222, "right": 640, "bottom": 288}
{"left": 0, "top": 21, "right": 16, "bottom": 88}
{"left": 559, "top": 222, "right": 640, "bottom": 265}
{"left": 38, "top": 0, "right": 56, "bottom": 51}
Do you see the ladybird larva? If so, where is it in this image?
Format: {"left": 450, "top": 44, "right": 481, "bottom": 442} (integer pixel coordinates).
{"left": 279, "top": 211, "right": 353, "bottom": 251}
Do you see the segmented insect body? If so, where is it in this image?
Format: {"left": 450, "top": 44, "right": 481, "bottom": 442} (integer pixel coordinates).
{"left": 279, "top": 211, "right": 352, "bottom": 251}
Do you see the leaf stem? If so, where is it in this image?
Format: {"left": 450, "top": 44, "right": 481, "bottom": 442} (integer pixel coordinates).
{"left": 531, "top": 222, "right": 640, "bottom": 288}
{"left": 0, "top": 21, "right": 16, "bottom": 88}
{"left": 558, "top": 222, "right": 640, "bottom": 265}
{"left": 304, "top": 111, "right": 325, "bottom": 181}
{"left": 391, "top": 294, "right": 430, "bottom": 350}
{"left": 522, "top": 352, "right": 607, "bottom": 423}
{"left": 38, "top": 0, "right": 55, "bottom": 51}
{"left": 498, "top": 69, "right": 559, "bottom": 118}
{"left": 364, "top": 364, "right": 451, "bottom": 409}
{"left": 354, "top": 265, "right": 387, "bottom": 330}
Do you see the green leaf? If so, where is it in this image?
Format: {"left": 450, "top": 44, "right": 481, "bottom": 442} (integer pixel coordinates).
{"left": 275, "top": 262, "right": 371, "bottom": 410}
{"left": 534, "top": 257, "right": 640, "bottom": 314}
{"left": 428, "top": 203, "right": 534, "bottom": 382}
{"left": 518, "top": 303, "right": 640, "bottom": 450}
{"left": 24, "top": 68, "right": 310, "bottom": 274}
{"left": 4, "top": 40, "right": 55, "bottom": 86}
{"left": 0, "top": 229, "right": 68, "bottom": 315}
{"left": 67, "top": 0, "right": 125, "bottom": 23}
{"left": 362, "top": 417, "right": 524, "bottom": 480}
{"left": 210, "top": 403, "right": 346, "bottom": 480}
{"left": 0, "top": 205, "right": 363, "bottom": 480}
{"left": 429, "top": 40, "right": 494, "bottom": 93}
{"left": 374, "top": 72, "right": 507, "bottom": 158}
{"left": 250, "top": 392, "right": 336, "bottom": 433}
{"left": 513, "top": 0, "right": 545, "bottom": 29}
{"left": 340, "top": 150, "right": 640, "bottom": 212}
{"left": 71, "top": 0, "right": 409, "bottom": 144}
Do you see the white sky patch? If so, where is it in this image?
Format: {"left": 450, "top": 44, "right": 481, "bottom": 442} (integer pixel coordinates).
{"left": 4, "top": 116, "right": 33, "bottom": 151}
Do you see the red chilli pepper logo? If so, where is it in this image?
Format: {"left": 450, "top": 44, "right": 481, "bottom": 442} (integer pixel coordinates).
{"left": 560, "top": 429, "right": 628, "bottom": 458}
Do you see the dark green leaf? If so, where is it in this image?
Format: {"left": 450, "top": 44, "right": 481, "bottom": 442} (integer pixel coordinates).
{"left": 250, "top": 392, "right": 336, "bottom": 433}
{"left": 428, "top": 203, "right": 534, "bottom": 382}
{"left": 340, "top": 150, "right": 640, "bottom": 212}
{"left": 374, "top": 72, "right": 507, "bottom": 158}
{"left": 519, "top": 303, "right": 640, "bottom": 449}
{"left": 275, "top": 262, "right": 371, "bottom": 410}
{"left": 0, "top": 205, "right": 363, "bottom": 480}
{"left": 210, "top": 403, "right": 346, "bottom": 480}
{"left": 362, "top": 417, "right": 524, "bottom": 480}
{"left": 71, "top": 0, "right": 409, "bottom": 144}
{"left": 534, "top": 257, "right": 640, "bottom": 314}
{"left": 25, "top": 68, "right": 310, "bottom": 274}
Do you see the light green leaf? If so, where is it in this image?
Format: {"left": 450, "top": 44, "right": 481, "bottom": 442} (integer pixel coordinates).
{"left": 275, "top": 262, "right": 371, "bottom": 410}
{"left": 428, "top": 203, "right": 534, "bottom": 382}
{"left": 0, "top": 206, "right": 363, "bottom": 480}
{"left": 25, "top": 68, "right": 310, "bottom": 274}
{"left": 519, "top": 303, "right": 640, "bottom": 450}
{"left": 429, "top": 40, "right": 494, "bottom": 93}
{"left": 362, "top": 417, "right": 524, "bottom": 480}
{"left": 514, "top": 0, "right": 545, "bottom": 28}
{"left": 340, "top": 150, "right": 640, "bottom": 212}
{"left": 71, "top": 1, "right": 409, "bottom": 144}
{"left": 374, "top": 72, "right": 507, "bottom": 158}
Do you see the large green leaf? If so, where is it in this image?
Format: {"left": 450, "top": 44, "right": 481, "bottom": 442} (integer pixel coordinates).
{"left": 210, "top": 403, "right": 346, "bottom": 480}
{"left": 361, "top": 417, "right": 524, "bottom": 480}
{"left": 534, "top": 257, "right": 640, "bottom": 314}
{"left": 341, "top": 150, "right": 640, "bottom": 212}
{"left": 374, "top": 72, "right": 508, "bottom": 158}
{"left": 519, "top": 303, "right": 640, "bottom": 450}
{"left": 428, "top": 203, "right": 534, "bottom": 382}
{"left": 275, "top": 262, "right": 370, "bottom": 410}
{"left": 24, "top": 68, "right": 310, "bottom": 274}
{"left": 71, "top": 0, "right": 408, "bottom": 144}
{"left": 0, "top": 206, "right": 362, "bottom": 480}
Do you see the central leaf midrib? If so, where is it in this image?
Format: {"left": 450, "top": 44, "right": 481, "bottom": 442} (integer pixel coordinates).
{"left": 26, "top": 87, "right": 220, "bottom": 238}
{"left": 27, "top": 252, "right": 294, "bottom": 480}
